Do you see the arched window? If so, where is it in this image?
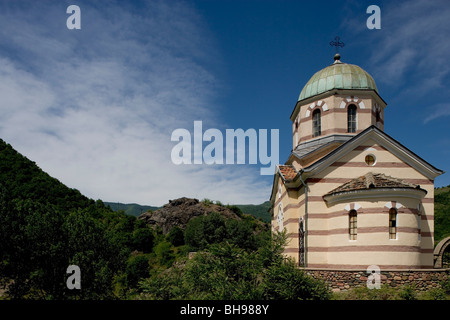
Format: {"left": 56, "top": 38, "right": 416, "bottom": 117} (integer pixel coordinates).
{"left": 347, "top": 104, "right": 357, "bottom": 133}
{"left": 389, "top": 208, "right": 397, "bottom": 239}
{"left": 349, "top": 209, "right": 357, "bottom": 240}
{"left": 376, "top": 110, "right": 381, "bottom": 123}
{"left": 312, "top": 109, "right": 321, "bottom": 137}
{"left": 277, "top": 204, "right": 284, "bottom": 231}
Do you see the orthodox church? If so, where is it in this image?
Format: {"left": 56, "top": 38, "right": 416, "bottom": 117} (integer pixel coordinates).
{"left": 270, "top": 53, "right": 444, "bottom": 270}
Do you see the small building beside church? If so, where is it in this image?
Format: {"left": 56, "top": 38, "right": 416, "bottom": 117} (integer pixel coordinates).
{"left": 270, "top": 53, "right": 445, "bottom": 272}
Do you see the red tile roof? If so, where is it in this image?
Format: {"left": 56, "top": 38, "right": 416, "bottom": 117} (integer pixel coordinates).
{"left": 325, "top": 172, "right": 420, "bottom": 196}
{"left": 278, "top": 165, "right": 298, "bottom": 181}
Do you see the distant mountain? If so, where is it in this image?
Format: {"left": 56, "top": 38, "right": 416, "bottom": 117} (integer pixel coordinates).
{"left": 104, "top": 202, "right": 159, "bottom": 217}
{"left": 236, "top": 201, "right": 271, "bottom": 222}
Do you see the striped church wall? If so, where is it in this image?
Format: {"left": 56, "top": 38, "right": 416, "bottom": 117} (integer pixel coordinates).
{"left": 281, "top": 138, "right": 436, "bottom": 269}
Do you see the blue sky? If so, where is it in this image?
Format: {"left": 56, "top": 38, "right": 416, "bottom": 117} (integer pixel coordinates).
{"left": 0, "top": 0, "right": 449, "bottom": 206}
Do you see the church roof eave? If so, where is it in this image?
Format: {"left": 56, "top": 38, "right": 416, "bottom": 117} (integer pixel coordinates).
{"left": 269, "top": 165, "right": 304, "bottom": 204}
{"left": 322, "top": 172, "right": 428, "bottom": 205}
{"left": 323, "top": 187, "right": 428, "bottom": 206}
{"left": 299, "top": 125, "right": 444, "bottom": 181}
{"left": 292, "top": 134, "right": 352, "bottom": 160}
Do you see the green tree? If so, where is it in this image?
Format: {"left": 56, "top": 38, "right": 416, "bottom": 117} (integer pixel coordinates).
{"left": 225, "top": 218, "right": 256, "bottom": 250}
{"left": 262, "top": 258, "right": 331, "bottom": 300}
{"left": 0, "top": 196, "right": 67, "bottom": 299}
{"left": 154, "top": 241, "right": 175, "bottom": 267}
{"left": 126, "top": 255, "right": 150, "bottom": 288}
{"left": 63, "top": 209, "right": 126, "bottom": 299}
{"left": 183, "top": 242, "right": 262, "bottom": 299}
{"left": 132, "top": 227, "right": 155, "bottom": 253}
{"left": 141, "top": 230, "right": 331, "bottom": 300}
{"left": 167, "top": 226, "right": 185, "bottom": 247}
{"left": 184, "top": 212, "right": 227, "bottom": 250}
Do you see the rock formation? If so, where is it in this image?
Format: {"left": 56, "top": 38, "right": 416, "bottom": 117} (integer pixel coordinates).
{"left": 138, "top": 197, "right": 241, "bottom": 234}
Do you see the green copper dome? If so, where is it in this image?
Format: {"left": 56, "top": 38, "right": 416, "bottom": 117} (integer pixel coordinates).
{"left": 298, "top": 55, "right": 378, "bottom": 101}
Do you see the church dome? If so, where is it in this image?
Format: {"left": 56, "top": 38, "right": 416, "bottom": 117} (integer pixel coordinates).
{"left": 298, "top": 54, "right": 378, "bottom": 101}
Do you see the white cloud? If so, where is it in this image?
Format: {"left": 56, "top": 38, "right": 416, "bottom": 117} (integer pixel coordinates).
{"left": 423, "top": 103, "right": 450, "bottom": 124}
{"left": 0, "top": 1, "right": 271, "bottom": 206}
{"left": 370, "top": 0, "right": 450, "bottom": 88}
{"left": 343, "top": 0, "right": 450, "bottom": 92}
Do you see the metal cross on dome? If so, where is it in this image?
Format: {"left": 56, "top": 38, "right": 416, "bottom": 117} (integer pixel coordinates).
{"left": 330, "top": 36, "right": 345, "bottom": 53}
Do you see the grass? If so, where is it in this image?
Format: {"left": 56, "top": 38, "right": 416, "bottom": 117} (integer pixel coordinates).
{"left": 332, "top": 282, "right": 450, "bottom": 300}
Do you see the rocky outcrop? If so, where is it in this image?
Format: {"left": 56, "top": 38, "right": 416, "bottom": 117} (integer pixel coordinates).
{"left": 138, "top": 197, "right": 241, "bottom": 234}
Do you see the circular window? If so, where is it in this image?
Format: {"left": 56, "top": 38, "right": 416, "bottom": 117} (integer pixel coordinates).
{"left": 365, "top": 154, "right": 376, "bottom": 166}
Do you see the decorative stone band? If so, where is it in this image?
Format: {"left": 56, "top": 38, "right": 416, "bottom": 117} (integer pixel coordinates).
{"left": 329, "top": 161, "right": 410, "bottom": 167}
{"left": 305, "top": 245, "right": 434, "bottom": 253}
{"left": 305, "top": 100, "right": 329, "bottom": 118}
{"left": 286, "top": 230, "right": 432, "bottom": 239}
{"left": 305, "top": 206, "right": 432, "bottom": 220}
{"left": 304, "top": 265, "right": 437, "bottom": 270}
{"left": 302, "top": 106, "right": 372, "bottom": 122}
{"left": 308, "top": 177, "right": 433, "bottom": 185}
{"left": 338, "top": 96, "right": 366, "bottom": 110}
{"left": 323, "top": 188, "right": 428, "bottom": 205}
{"left": 304, "top": 226, "right": 421, "bottom": 236}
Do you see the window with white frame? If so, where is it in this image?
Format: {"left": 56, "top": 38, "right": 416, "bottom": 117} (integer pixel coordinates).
{"left": 389, "top": 208, "right": 397, "bottom": 239}
{"left": 277, "top": 204, "right": 284, "bottom": 231}
{"left": 347, "top": 104, "right": 357, "bottom": 133}
{"left": 349, "top": 209, "right": 357, "bottom": 240}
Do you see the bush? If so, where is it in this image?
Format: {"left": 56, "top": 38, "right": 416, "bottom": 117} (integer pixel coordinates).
{"left": 225, "top": 205, "right": 243, "bottom": 218}
{"left": 183, "top": 242, "right": 263, "bottom": 300}
{"left": 126, "top": 255, "right": 149, "bottom": 288}
{"left": 225, "top": 219, "right": 256, "bottom": 250}
{"left": 184, "top": 212, "right": 227, "bottom": 250}
{"left": 441, "top": 277, "right": 450, "bottom": 294}
{"left": 132, "top": 227, "right": 154, "bottom": 253}
{"left": 154, "top": 241, "right": 175, "bottom": 267}
{"left": 399, "top": 285, "right": 417, "bottom": 300}
{"left": 419, "top": 287, "right": 447, "bottom": 300}
{"left": 141, "top": 231, "right": 332, "bottom": 300}
{"left": 262, "top": 259, "right": 331, "bottom": 300}
{"left": 167, "top": 226, "right": 184, "bottom": 247}
{"left": 333, "top": 285, "right": 400, "bottom": 300}
{"left": 139, "top": 264, "right": 187, "bottom": 300}
{"left": 201, "top": 198, "right": 213, "bottom": 206}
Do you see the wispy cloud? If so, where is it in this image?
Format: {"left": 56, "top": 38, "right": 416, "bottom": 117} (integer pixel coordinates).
{"left": 423, "top": 103, "right": 450, "bottom": 124}
{"left": 342, "top": 0, "right": 450, "bottom": 126}
{"left": 343, "top": 0, "right": 450, "bottom": 89}
{"left": 0, "top": 1, "right": 271, "bottom": 206}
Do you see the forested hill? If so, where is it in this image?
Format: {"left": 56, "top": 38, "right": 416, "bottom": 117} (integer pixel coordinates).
{"left": 104, "top": 202, "right": 159, "bottom": 217}
{"left": 0, "top": 139, "right": 95, "bottom": 211}
{"left": 435, "top": 186, "right": 450, "bottom": 243}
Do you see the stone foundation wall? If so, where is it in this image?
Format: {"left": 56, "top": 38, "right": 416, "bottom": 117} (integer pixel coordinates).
{"left": 303, "top": 268, "right": 449, "bottom": 292}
